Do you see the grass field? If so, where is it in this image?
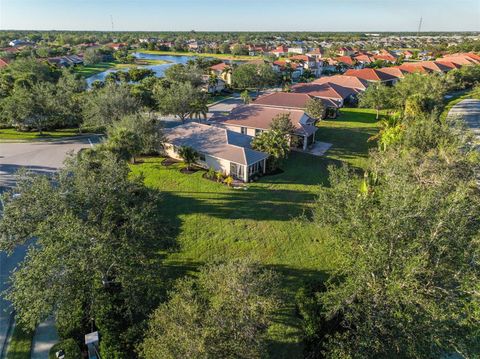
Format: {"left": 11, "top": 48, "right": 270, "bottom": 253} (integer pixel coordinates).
{"left": 130, "top": 108, "right": 378, "bottom": 358}
{"left": 6, "top": 324, "right": 33, "bottom": 359}
{"left": 138, "top": 50, "right": 261, "bottom": 61}
{"left": 317, "top": 108, "right": 380, "bottom": 168}
{"left": 73, "top": 62, "right": 118, "bottom": 77}
{"left": 0, "top": 128, "right": 81, "bottom": 142}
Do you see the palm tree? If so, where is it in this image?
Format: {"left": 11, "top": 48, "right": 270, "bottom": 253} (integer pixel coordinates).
{"left": 178, "top": 146, "right": 199, "bottom": 171}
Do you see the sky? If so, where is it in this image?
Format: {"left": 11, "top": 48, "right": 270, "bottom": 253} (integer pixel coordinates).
{"left": 0, "top": 0, "right": 479, "bottom": 32}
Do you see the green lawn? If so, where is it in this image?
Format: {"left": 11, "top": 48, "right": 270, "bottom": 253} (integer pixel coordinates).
{"left": 73, "top": 62, "right": 118, "bottom": 77}
{"left": 0, "top": 128, "right": 81, "bottom": 142}
{"left": 316, "top": 108, "right": 380, "bottom": 169}
{"left": 128, "top": 109, "right": 376, "bottom": 357}
{"left": 131, "top": 153, "right": 339, "bottom": 358}
{"left": 6, "top": 324, "right": 33, "bottom": 359}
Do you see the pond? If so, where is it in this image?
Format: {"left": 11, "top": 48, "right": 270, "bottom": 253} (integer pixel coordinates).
{"left": 85, "top": 52, "right": 194, "bottom": 86}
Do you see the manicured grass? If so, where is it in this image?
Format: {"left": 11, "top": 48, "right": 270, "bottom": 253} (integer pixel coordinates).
{"left": 73, "top": 62, "right": 118, "bottom": 77}
{"left": 139, "top": 50, "right": 261, "bottom": 61}
{"left": 0, "top": 128, "right": 81, "bottom": 142}
{"left": 129, "top": 111, "right": 375, "bottom": 357}
{"left": 6, "top": 324, "right": 33, "bottom": 359}
{"left": 316, "top": 108, "right": 380, "bottom": 169}
{"left": 131, "top": 152, "right": 342, "bottom": 358}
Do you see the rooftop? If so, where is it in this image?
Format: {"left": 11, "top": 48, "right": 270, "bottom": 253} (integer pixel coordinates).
{"left": 165, "top": 122, "right": 268, "bottom": 166}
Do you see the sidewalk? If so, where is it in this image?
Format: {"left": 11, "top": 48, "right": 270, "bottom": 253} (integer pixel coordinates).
{"left": 31, "top": 317, "right": 59, "bottom": 359}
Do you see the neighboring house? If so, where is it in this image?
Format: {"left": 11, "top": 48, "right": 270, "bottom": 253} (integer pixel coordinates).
{"left": 288, "top": 55, "right": 323, "bottom": 77}
{"left": 291, "top": 81, "right": 360, "bottom": 106}
{"left": 403, "top": 50, "right": 414, "bottom": 59}
{"left": 313, "top": 75, "right": 370, "bottom": 91}
{"left": 376, "top": 67, "right": 408, "bottom": 80}
{"left": 354, "top": 54, "right": 376, "bottom": 65}
{"left": 47, "top": 55, "right": 84, "bottom": 68}
{"left": 209, "top": 62, "right": 232, "bottom": 85}
{"left": 344, "top": 68, "right": 399, "bottom": 85}
{"left": 273, "top": 60, "right": 304, "bottom": 79}
{"left": 253, "top": 92, "right": 340, "bottom": 119}
{"left": 307, "top": 48, "right": 325, "bottom": 60}
{"left": 272, "top": 45, "right": 289, "bottom": 57}
{"left": 334, "top": 56, "right": 356, "bottom": 68}
{"left": 8, "top": 39, "right": 31, "bottom": 47}
{"left": 288, "top": 47, "right": 306, "bottom": 55}
{"left": 0, "top": 58, "right": 10, "bottom": 69}
{"left": 338, "top": 46, "right": 355, "bottom": 56}
{"left": 215, "top": 104, "right": 318, "bottom": 151}
{"left": 202, "top": 75, "right": 226, "bottom": 94}
{"left": 164, "top": 122, "right": 269, "bottom": 182}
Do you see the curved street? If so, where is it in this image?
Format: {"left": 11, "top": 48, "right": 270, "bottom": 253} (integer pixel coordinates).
{"left": 0, "top": 135, "right": 100, "bottom": 358}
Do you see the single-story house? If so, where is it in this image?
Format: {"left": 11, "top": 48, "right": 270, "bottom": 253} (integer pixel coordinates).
{"left": 313, "top": 75, "right": 369, "bottom": 92}
{"left": 344, "top": 68, "right": 399, "bottom": 85}
{"left": 253, "top": 92, "right": 339, "bottom": 119}
{"left": 291, "top": 81, "right": 360, "bottom": 106}
{"left": 164, "top": 122, "right": 269, "bottom": 182}
{"left": 209, "top": 62, "right": 232, "bottom": 85}
{"left": 214, "top": 104, "right": 318, "bottom": 151}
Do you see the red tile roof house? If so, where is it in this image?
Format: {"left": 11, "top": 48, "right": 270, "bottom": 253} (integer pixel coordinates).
{"left": 253, "top": 92, "right": 340, "bottom": 119}
{"left": 209, "top": 62, "right": 232, "bottom": 85}
{"left": 313, "top": 75, "right": 370, "bottom": 91}
{"left": 214, "top": 104, "right": 318, "bottom": 151}
{"left": 344, "top": 68, "right": 399, "bottom": 85}
{"left": 353, "top": 54, "right": 376, "bottom": 65}
{"left": 375, "top": 67, "right": 408, "bottom": 80}
{"left": 0, "top": 58, "right": 10, "bottom": 69}
{"left": 272, "top": 45, "right": 289, "bottom": 57}
{"left": 164, "top": 122, "right": 269, "bottom": 183}
{"left": 291, "top": 82, "right": 360, "bottom": 106}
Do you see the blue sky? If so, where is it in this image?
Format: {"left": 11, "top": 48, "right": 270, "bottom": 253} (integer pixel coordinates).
{"left": 0, "top": 0, "right": 479, "bottom": 32}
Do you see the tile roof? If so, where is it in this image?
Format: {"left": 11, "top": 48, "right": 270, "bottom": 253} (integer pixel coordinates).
{"left": 165, "top": 122, "right": 268, "bottom": 166}
{"left": 216, "top": 104, "right": 317, "bottom": 137}
{"left": 344, "top": 68, "right": 398, "bottom": 82}
{"left": 253, "top": 92, "right": 340, "bottom": 109}
{"left": 0, "top": 58, "right": 10, "bottom": 68}
{"left": 313, "top": 75, "right": 369, "bottom": 90}
{"left": 210, "top": 62, "right": 229, "bottom": 71}
{"left": 376, "top": 67, "right": 408, "bottom": 79}
{"left": 335, "top": 56, "right": 355, "bottom": 66}
{"left": 292, "top": 82, "right": 358, "bottom": 101}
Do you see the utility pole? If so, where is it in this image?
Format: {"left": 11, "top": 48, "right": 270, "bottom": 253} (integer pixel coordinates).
{"left": 417, "top": 16, "right": 423, "bottom": 37}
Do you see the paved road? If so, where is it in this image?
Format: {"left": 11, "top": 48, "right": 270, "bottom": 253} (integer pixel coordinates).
{"left": 448, "top": 99, "right": 480, "bottom": 148}
{"left": 0, "top": 136, "right": 100, "bottom": 357}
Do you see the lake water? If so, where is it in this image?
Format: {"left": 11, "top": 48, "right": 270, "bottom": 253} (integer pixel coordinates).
{"left": 85, "top": 52, "right": 194, "bottom": 86}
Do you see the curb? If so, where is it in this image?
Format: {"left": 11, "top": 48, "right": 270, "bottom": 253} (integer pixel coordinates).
{"left": 0, "top": 313, "right": 14, "bottom": 359}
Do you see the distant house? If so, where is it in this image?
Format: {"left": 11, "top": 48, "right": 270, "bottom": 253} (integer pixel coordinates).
{"left": 253, "top": 92, "right": 339, "bottom": 119}
{"left": 375, "top": 67, "right": 408, "bottom": 80}
{"left": 291, "top": 82, "right": 360, "bottom": 106}
{"left": 215, "top": 104, "right": 318, "bottom": 150}
{"left": 0, "top": 58, "right": 10, "bottom": 69}
{"left": 272, "top": 45, "right": 289, "bottom": 57}
{"left": 338, "top": 47, "right": 355, "bottom": 56}
{"left": 8, "top": 39, "right": 31, "bottom": 47}
{"left": 353, "top": 54, "right": 375, "bottom": 65}
{"left": 164, "top": 122, "right": 269, "bottom": 182}
{"left": 344, "top": 68, "right": 399, "bottom": 85}
{"left": 209, "top": 62, "right": 232, "bottom": 85}
{"left": 288, "top": 47, "right": 306, "bottom": 55}
{"left": 313, "top": 75, "right": 370, "bottom": 91}
{"left": 334, "top": 56, "right": 356, "bottom": 68}
{"left": 47, "top": 55, "right": 84, "bottom": 68}
{"left": 403, "top": 50, "right": 414, "bottom": 59}
{"left": 202, "top": 75, "right": 226, "bottom": 94}
{"left": 306, "top": 48, "right": 325, "bottom": 60}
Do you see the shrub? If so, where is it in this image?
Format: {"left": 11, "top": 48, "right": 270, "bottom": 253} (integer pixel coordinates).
{"left": 224, "top": 176, "right": 234, "bottom": 187}
{"left": 206, "top": 167, "right": 216, "bottom": 180}
{"left": 49, "top": 339, "right": 82, "bottom": 359}
{"left": 215, "top": 171, "right": 224, "bottom": 182}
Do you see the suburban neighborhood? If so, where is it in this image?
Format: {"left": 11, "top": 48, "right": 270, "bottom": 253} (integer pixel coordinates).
{"left": 0, "top": 1, "right": 480, "bottom": 358}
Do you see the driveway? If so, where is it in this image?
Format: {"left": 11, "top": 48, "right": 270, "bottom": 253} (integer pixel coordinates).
{"left": 0, "top": 135, "right": 101, "bottom": 357}
{"left": 448, "top": 99, "right": 480, "bottom": 147}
